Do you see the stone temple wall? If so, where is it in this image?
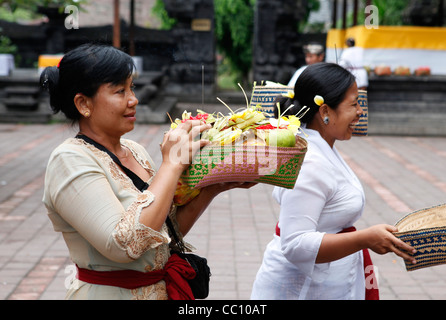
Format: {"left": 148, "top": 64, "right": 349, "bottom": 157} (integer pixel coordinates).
{"left": 253, "top": 0, "right": 309, "bottom": 84}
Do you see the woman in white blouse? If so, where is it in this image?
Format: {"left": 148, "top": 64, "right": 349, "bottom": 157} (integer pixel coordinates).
{"left": 251, "top": 62, "right": 416, "bottom": 300}
{"left": 41, "top": 43, "right": 253, "bottom": 300}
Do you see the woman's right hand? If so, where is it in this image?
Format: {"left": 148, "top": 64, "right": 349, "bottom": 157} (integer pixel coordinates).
{"left": 160, "top": 120, "right": 211, "bottom": 173}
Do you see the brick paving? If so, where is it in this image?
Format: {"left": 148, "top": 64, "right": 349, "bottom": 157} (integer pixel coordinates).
{"left": 1, "top": 121, "right": 446, "bottom": 300}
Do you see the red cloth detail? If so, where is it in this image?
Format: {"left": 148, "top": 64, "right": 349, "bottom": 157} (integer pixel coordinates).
{"left": 76, "top": 253, "right": 196, "bottom": 300}
{"left": 338, "top": 227, "right": 380, "bottom": 300}
{"left": 163, "top": 253, "right": 196, "bottom": 300}
{"left": 275, "top": 223, "right": 380, "bottom": 300}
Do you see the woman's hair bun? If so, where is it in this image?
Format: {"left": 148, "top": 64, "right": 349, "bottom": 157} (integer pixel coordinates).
{"left": 40, "top": 66, "right": 62, "bottom": 114}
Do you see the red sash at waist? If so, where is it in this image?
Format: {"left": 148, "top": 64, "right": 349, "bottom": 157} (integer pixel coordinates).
{"left": 76, "top": 253, "right": 196, "bottom": 300}
{"left": 275, "top": 223, "right": 379, "bottom": 300}
{"left": 338, "top": 227, "right": 379, "bottom": 300}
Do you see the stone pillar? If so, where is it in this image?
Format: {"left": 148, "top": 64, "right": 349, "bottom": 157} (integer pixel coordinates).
{"left": 163, "top": 0, "right": 216, "bottom": 98}
{"left": 38, "top": 6, "right": 66, "bottom": 54}
{"left": 253, "top": 0, "right": 308, "bottom": 84}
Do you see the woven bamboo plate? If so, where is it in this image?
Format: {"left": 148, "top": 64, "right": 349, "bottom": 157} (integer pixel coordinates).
{"left": 394, "top": 203, "right": 446, "bottom": 271}
{"left": 181, "top": 136, "right": 307, "bottom": 190}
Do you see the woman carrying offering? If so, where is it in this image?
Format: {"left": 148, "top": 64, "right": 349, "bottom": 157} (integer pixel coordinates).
{"left": 251, "top": 62, "right": 416, "bottom": 300}
{"left": 41, "top": 43, "right": 253, "bottom": 300}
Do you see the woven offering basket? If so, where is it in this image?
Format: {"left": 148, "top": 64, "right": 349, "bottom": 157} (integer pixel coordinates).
{"left": 180, "top": 136, "right": 308, "bottom": 190}
{"left": 354, "top": 90, "right": 368, "bottom": 136}
{"left": 250, "top": 84, "right": 293, "bottom": 118}
{"left": 394, "top": 203, "right": 446, "bottom": 271}
{"left": 250, "top": 85, "right": 368, "bottom": 136}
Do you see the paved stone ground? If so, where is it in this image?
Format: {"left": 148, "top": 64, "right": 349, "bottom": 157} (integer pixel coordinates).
{"left": 1, "top": 120, "right": 446, "bottom": 300}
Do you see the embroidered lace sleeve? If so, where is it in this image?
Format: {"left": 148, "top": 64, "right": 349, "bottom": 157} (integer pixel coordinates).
{"left": 112, "top": 191, "right": 170, "bottom": 260}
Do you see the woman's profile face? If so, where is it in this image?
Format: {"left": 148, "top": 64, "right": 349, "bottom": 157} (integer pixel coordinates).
{"left": 87, "top": 77, "right": 139, "bottom": 138}
{"left": 326, "top": 82, "right": 362, "bottom": 143}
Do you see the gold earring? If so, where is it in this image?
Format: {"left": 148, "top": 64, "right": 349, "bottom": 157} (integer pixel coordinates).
{"left": 84, "top": 111, "right": 90, "bottom": 118}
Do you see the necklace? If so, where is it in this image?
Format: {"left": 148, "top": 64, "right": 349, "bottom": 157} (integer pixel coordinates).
{"left": 119, "top": 145, "right": 129, "bottom": 159}
{"left": 77, "top": 131, "right": 129, "bottom": 159}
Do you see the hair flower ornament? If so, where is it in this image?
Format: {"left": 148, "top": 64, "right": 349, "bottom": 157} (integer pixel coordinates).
{"left": 314, "top": 95, "right": 324, "bottom": 106}
{"left": 283, "top": 91, "right": 295, "bottom": 99}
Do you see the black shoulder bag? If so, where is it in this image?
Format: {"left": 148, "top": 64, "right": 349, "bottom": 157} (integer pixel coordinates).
{"left": 76, "top": 134, "right": 211, "bottom": 299}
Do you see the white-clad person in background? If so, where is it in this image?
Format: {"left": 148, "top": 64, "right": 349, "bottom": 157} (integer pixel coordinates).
{"left": 288, "top": 42, "right": 325, "bottom": 87}
{"left": 339, "top": 38, "right": 368, "bottom": 91}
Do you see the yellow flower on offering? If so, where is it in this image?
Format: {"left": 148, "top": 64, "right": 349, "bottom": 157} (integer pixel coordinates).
{"left": 285, "top": 116, "right": 301, "bottom": 134}
{"left": 286, "top": 115, "right": 301, "bottom": 126}
{"left": 314, "top": 95, "right": 324, "bottom": 106}
{"left": 283, "top": 91, "right": 295, "bottom": 99}
{"left": 211, "top": 128, "right": 242, "bottom": 145}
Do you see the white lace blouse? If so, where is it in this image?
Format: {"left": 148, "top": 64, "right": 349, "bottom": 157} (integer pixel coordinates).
{"left": 251, "top": 129, "right": 366, "bottom": 300}
{"left": 43, "top": 137, "right": 181, "bottom": 300}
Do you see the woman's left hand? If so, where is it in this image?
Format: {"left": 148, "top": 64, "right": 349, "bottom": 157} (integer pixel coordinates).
{"left": 364, "top": 224, "right": 417, "bottom": 264}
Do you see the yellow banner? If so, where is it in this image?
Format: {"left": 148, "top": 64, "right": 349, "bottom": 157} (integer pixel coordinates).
{"left": 327, "top": 26, "right": 446, "bottom": 51}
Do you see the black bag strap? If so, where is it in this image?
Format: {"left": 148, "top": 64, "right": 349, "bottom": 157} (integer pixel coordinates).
{"left": 165, "top": 214, "right": 186, "bottom": 253}
{"left": 76, "top": 134, "right": 149, "bottom": 191}
{"left": 76, "top": 134, "right": 185, "bottom": 252}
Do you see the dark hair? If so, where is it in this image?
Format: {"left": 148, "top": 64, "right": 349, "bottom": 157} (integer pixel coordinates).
{"left": 274, "top": 62, "right": 355, "bottom": 124}
{"left": 346, "top": 38, "right": 355, "bottom": 47}
{"left": 40, "top": 43, "right": 135, "bottom": 121}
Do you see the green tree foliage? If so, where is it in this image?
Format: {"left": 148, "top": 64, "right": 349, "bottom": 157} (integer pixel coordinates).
{"left": 214, "top": 0, "right": 255, "bottom": 86}
{"left": 215, "top": 0, "right": 322, "bottom": 86}
{"left": 152, "top": 0, "right": 177, "bottom": 30}
{"left": 348, "top": 0, "right": 409, "bottom": 27}
{"left": 299, "top": 0, "right": 321, "bottom": 32}
{"left": 372, "top": 0, "right": 409, "bottom": 26}
{"left": 0, "top": 28, "right": 17, "bottom": 54}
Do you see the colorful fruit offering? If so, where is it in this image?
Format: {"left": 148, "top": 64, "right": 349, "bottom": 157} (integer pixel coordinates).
{"left": 170, "top": 83, "right": 307, "bottom": 205}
